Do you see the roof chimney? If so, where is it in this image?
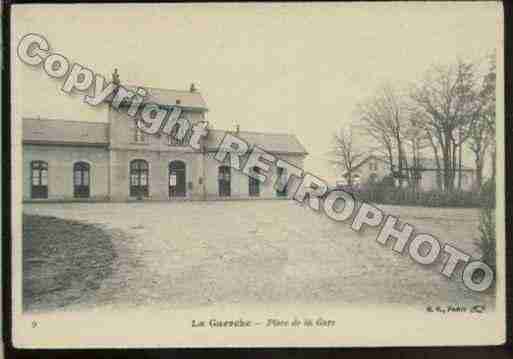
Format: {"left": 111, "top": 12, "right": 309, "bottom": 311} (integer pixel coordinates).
{"left": 190, "top": 82, "right": 197, "bottom": 92}
{"left": 112, "top": 68, "right": 120, "bottom": 85}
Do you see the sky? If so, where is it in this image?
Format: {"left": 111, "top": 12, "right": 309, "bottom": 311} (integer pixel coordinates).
{"left": 12, "top": 2, "right": 501, "bottom": 181}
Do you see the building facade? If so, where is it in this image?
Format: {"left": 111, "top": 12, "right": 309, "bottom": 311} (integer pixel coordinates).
{"left": 22, "top": 85, "right": 308, "bottom": 202}
{"left": 338, "top": 155, "right": 475, "bottom": 191}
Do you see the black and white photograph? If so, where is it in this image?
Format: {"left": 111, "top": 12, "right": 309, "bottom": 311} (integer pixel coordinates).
{"left": 10, "top": 2, "right": 505, "bottom": 347}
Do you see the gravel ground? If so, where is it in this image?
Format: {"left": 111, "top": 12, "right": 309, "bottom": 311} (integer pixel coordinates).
{"left": 23, "top": 201, "right": 495, "bottom": 312}
{"left": 23, "top": 214, "right": 116, "bottom": 312}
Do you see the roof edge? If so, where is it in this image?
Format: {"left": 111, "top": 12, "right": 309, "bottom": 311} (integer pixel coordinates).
{"left": 22, "top": 117, "right": 109, "bottom": 125}
{"left": 23, "top": 140, "right": 109, "bottom": 147}
{"left": 209, "top": 128, "right": 300, "bottom": 137}
{"left": 205, "top": 148, "right": 308, "bottom": 156}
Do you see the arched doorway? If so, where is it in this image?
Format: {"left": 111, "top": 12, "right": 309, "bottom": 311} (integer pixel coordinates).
{"left": 169, "top": 160, "right": 186, "bottom": 197}
{"left": 31, "top": 161, "right": 48, "bottom": 199}
{"left": 276, "top": 166, "right": 288, "bottom": 197}
{"left": 218, "top": 166, "right": 231, "bottom": 197}
{"left": 249, "top": 167, "right": 260, "bottom": 197}
{"left": 130, "top": 159, "right": 149, "bottom": 198}
{"left": 73, "top": 162, "right": 90, "bottom": 198}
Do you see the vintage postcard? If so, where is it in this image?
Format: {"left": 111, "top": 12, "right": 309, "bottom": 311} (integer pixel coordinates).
{"left": 10, "top": 2, "right": 505, "bottom": 347}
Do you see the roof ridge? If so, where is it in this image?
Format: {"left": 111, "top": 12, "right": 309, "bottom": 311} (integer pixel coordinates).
{"left": 23, "top": 117, "right": 108, "bottom": 125}
{"left": 124, "top": 84, "right": 203, "bottom": 95}
{"left": 210, "top": 128, "right": 297, "bottom": 137}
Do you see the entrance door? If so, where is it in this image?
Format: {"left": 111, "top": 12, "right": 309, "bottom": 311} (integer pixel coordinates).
{"left": 249, "top": 167, "right": 260, "bottom": 197}
{"left": 276, "top": 167, "right": 288, "bottom": 197}
{"left": 31, "top": 161, "right": 48, "bottom": 199}
{"left": 130, "top": 159, "right": 149, "bottom": 198}
{"left": 73, "top": 162, "right": 90, "bottom": 198}
{"left": 169, "top": 161, "right": 186, "bottom": 197}
{"left": 218, "top": 166, "right": 231, "bottom": 197}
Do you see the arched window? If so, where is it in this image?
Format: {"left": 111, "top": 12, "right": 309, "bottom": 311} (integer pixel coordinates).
{"left": 73, "top": 162, "right": 90, "bottom": 198}
{"left": 130, "top": 159, "right": 149, "bottom": 198}
{"left": 31, "top": 161, "right": 48, "bottom": 199}
{"left": 249, "top": 167, "right": 260, "bottom": 197}
{"left": 169, "top": 160, "right": 186, "bottom": 197}
{"left": 218, "top": 166, "right": 231, "bottom": 197}
{"left": 276, "top": 167, "right": 288, "bottom": 197}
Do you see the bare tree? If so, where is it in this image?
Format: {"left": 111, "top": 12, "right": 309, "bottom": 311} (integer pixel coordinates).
{"left": 467, "top": 113, "right": 492, "bottom": 190}
{"left": 467, "top": 53, "right": 496, "bottom": 189}
{"left": 357, "top": 84, "right": 409, "bottom": 184}
{"left": 357, "top": 98, "right": 394, "bottom": 171}
{"left": 332, "top": 126, "right": 366, "bottom": 186}
{"left": 484, "top": 53, "right": 497, "bottom": 182}
{"left": 403, "top": 113, "right": 430, "bottom": 190}
{"left": 410, "top": 59, "right": 481, "bottom": 192}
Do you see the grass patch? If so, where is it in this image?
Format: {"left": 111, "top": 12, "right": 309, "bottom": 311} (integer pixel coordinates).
{"left": 23, "top": 214, "right": 116, "bottom": 312}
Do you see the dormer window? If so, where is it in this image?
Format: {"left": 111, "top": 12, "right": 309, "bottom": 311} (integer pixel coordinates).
{"left": 167, "top": 123, "right": 190, "bottom": 146}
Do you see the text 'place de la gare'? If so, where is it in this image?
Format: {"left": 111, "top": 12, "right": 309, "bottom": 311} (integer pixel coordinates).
{"left": 22, "top": 74, "right": 308, "bottom": 202}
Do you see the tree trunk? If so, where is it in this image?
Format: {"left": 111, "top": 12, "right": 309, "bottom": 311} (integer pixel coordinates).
{"left": 491, "top": 148, "right": 496, "bottom": 182}
{"left": 458, "top": 135, "right": 463, "bottom": 190}
{"left": 411, "top": 141, "right": 417, "bottom": 191}
{"left": 476, "top": 158, "right": 483, "bottom": 191}
{"left": 396, "top": 133, "right": 404, "bottom": 187}
{"left": 385, "top": 143, "right": 394, "bottom": 176}
{"left": 427, "top": 131, "right": 443, "bottom": 190}
{"left": 451, "top": 140, "right": 457, "bottom": 192}
{"left": 442, "top": 134, "right": 453, "bottom": 193}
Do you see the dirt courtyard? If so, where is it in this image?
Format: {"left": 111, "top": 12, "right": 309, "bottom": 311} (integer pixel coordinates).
{"left": 23, "top": 200, "right": 494, "bottom": 312}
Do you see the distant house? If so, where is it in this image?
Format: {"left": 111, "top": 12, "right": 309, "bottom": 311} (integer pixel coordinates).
{"left": 335, "top": 155, "right": 387, "bottom": 188}
{"left": 338, "top": 155, "right": 475, "bottom": 191}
